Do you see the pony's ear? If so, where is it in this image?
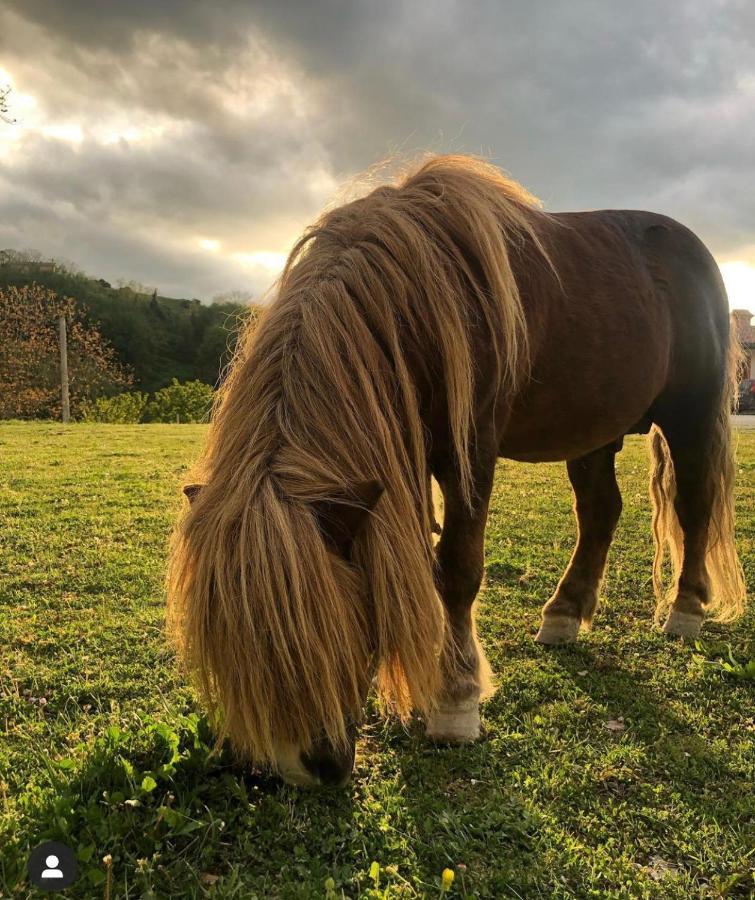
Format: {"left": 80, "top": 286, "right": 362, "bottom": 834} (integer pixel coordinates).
{"left": 183, "top": 483, "right": 204, "bottom": 504}
{"left": 313, "top": 479, "right": 384, "bottom": 556}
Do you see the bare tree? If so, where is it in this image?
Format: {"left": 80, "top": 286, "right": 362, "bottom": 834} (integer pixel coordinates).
{"left": 116, "top": 277, "right": 155, "bottom": 295}
{"left": 1, "top": 85, "right": 15, "bottom": 124}
{"left": 212, "top": 290, "right": 255, "bottom": 306}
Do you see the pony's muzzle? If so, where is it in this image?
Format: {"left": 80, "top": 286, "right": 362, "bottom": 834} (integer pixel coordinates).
{"left": 275, "top": 728, "right": 356, "bottom": 789}
{"left": 300, "top": 738, "right": 355, "bottom": 788}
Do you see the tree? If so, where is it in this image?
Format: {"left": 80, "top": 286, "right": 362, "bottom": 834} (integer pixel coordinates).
{"left": 1, "top": 85, "right": 14, "bottom": 124}
{"left": 117, "top": 278, "right": 155, "bottom": 295}
{"left": 0, "top": 284, "right": 132, "bottom": 419}
{"left": 211, "top": 290, "right": 255, "bottom": 305}
{"left": 0, "top": 253, "right": 254, "bottom": 392}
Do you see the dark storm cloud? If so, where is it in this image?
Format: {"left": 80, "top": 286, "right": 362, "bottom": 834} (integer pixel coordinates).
{"left": 0, "top": 178, "right": 279, "bottom": 300}
{"left": 1, "top": 126, "right": 331, "bottom": 245}
{"left": 255, "top": 0, "right": 755, "bottom": 244}
{"left": 1, "top": 0, "right": 753, "bottom": 299}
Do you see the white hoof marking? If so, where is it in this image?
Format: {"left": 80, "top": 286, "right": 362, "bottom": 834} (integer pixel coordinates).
{"left": 274, "top": 742, "right": 320, "bottom": 788}
{"left": 426, "top": 699, "right": 481, "bottom": 743}
{"left": 662, "top": 610, "right": 703, "bottom": 639}
{"left": 535, "top": 615, "right": 581, "bottom": 645}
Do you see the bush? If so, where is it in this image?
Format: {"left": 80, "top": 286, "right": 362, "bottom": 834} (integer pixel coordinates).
{"left": 80, "top": 391, "right": 147, "bottom": 423}
{"left": 143, "top": 379, "right": 214, "bottom": 423}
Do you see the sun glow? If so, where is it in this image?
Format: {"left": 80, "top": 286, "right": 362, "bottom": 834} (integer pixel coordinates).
{"left": 199, "top": 238, "right": 221, "bottom": 253}
{"left": 720, "top": 260, "right": 755, "bottom": 314}
{"left": 39, "top": 123, "right": 84, "bottom": 144}
{"left": 233, "top": 250, "right": 288, "bottom": 273}
{"left": 102, "top": 124, "right": 167, "bottom": 145}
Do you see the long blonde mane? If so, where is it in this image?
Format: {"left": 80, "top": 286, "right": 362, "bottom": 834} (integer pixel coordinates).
{"left": 167, "top": 155, "right": 547, "bottom": 762}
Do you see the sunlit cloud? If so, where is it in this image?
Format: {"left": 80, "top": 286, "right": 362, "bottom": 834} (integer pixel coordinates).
{"left": 0, "top": 67, "right": 36, "bottom": 113}
{"left": 1, "top": 1, "right": 754, "bottom": 302}
{"left": 233, "top": 251, "right": 288, "bottom": 273}
{"left": 1, "top": 71, "right": 168, "bottom": 154}
{"left": 720, "top": 259, "right": 755, "bottom": 313}
{"left": 39, "top": 123, "right": 84, "bottom": 144}
{"left": 101, "top": 124, "right": 168, "bottom": 146}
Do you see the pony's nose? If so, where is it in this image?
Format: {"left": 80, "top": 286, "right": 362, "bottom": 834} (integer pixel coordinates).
{"left": 300, "top": 740, "right": 355, "bottom": 788}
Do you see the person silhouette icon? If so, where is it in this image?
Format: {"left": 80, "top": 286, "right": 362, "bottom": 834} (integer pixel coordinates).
{"left": 28, "top": 840, "right": 77, "bottom": 890}
{"left": 41, "top": 855, "right": 64, "bottom": 879}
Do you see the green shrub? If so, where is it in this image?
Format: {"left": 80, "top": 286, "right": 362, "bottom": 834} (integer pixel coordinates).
{"left": 80, "top": 391, "right": 147, "bottom": 423}
{"left": 143, "top": 378, "right": 214, "bottom": 423}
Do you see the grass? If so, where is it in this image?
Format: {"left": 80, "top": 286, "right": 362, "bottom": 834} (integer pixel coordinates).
{"left": 0, "top": 421, "right": 753, "bottom": 899}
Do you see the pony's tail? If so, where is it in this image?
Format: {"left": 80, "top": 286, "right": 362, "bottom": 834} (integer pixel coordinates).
{"left": 649, "top": 328, "right": 747, "bottom": 624}
{"left": 648, "top": 425, "right": 685, "bottom": 622}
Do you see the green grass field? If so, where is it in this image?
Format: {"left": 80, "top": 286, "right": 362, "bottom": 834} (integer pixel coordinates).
{"left": 1, "top": 422, "right": 753, "bottom": 899}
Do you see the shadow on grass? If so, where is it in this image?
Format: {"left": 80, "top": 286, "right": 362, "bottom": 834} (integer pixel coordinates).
{"left": 3, "top": 712, "right": 361, "bottom": 899}
{"left": 7, "top": 640, "right": 752, "bottom": 898}
{"left": 532, "top": 637, "right": 749, "bottom": 779}
{"left": 382, "top": 631, "right": 754, "bottom": 897}
{"left": 382, "top": 722, "right": 543, "bottom": 898}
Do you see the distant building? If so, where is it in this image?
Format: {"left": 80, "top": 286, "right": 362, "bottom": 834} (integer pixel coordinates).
{"left": 733, "top": 309, "right": 755, "bottom": 380}
{"left": 0, "top": 251, "right": 61, "bottom": 274}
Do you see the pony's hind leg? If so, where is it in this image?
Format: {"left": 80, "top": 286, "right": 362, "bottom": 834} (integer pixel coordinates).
{"left": 650, "top": 405, "right": 744, "bottom": 638}
{"left": 426, "top": 451, "right": 496, "bottom": 743}
{"left": 662, "top": 435, "right": 712, "bottom": 637}
{"left": 536, "top": 442, "right": 622, "bottom": 644}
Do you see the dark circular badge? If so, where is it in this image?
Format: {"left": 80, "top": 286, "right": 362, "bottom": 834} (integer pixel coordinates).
{"left": 27, "top": 841, "right": 78, "bottom": 892}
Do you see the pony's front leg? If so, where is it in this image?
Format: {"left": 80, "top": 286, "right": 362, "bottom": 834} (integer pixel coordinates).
{"left": 426, "top": 462, "right": 495, "bottom": 743}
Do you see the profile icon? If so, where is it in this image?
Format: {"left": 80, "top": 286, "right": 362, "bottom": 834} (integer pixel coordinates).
{"left": 41, "top": 854, "right": 64, "bottom": 879}
{"left": 27, "top": 841, "right": 77, "bottom": 891}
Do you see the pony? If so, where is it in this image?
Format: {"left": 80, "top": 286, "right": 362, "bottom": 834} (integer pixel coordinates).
{"left": 168, "top": 155, "right": 747, "bottom": 787}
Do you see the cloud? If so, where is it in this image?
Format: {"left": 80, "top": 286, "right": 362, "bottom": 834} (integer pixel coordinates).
{"left": 0, "top": 179, "right": 280, "bottom": 300}
{"left": 0, "top": 0, "right": 754, "bottom": 301}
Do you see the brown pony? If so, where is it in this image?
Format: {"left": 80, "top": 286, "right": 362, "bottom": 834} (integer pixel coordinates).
{"left": 168, "top": 155, "right": 747, "bottom": 787}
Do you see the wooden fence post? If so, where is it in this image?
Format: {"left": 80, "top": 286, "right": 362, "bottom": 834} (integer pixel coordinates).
{"left": 58, "top": 314, "right": 70, "bottom": 423}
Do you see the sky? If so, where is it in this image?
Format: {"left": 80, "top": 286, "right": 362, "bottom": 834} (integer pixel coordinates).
{"left": 0, "top": 0, "right": 754, "bottom": 313}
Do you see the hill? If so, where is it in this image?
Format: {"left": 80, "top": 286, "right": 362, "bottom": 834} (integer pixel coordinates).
{"left": 0, "top": 251, "right": 256, "bottom": 392}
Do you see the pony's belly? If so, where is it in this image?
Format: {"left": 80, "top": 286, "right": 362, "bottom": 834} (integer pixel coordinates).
{"left": 498, "top": 327, "right": 667, "bottom": 462}
{"left": 498, "top": 399, "right": 650, "bottom": 463}
{"left": 500, "top": 437, "right": 613, "bottom": 463}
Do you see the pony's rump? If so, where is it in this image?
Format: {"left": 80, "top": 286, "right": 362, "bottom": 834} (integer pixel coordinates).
{"left": 167, "top": 156, "right": 553, "bottom": 762}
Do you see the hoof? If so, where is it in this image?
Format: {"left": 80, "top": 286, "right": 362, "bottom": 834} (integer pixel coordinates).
{"left": 274, "top": 743, "right": 321, "bottom": 788}
{"left": 426, "top": 699, "right": 481, "bottom": 743}
{"left": 535, "top": 615, "right": 581, "bottom": 645}
{"left": 662, "top": 610, "right": 703, "bottom": 639}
